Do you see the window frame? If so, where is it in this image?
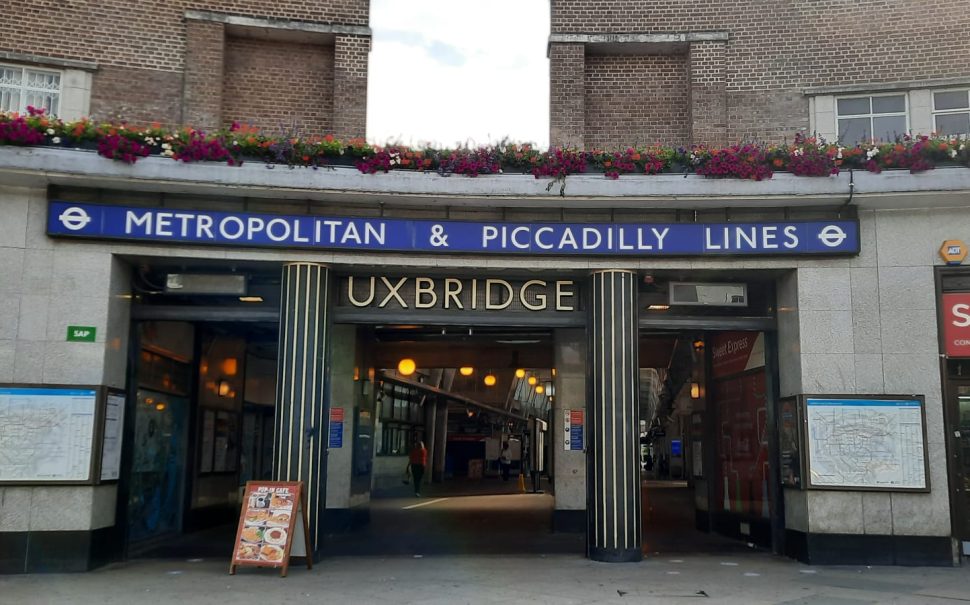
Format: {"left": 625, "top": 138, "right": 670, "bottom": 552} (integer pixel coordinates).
{"left": 0, "top": 63, "right": 63, "bottom": 116}
{"left": 835, "top": 92, "right": 910, "bottom": 144}
{"left": 931, "top": 88, "right": 970, "bottom": 136}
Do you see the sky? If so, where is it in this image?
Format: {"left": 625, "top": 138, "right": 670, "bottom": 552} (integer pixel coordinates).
{"left": 366, "top": 1, "right": 550, "bottom": 148}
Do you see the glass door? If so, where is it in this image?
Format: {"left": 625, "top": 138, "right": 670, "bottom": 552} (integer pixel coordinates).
{"left": 126, "top": 388, "right": 190, "bottom": 545}
{"left": 949, "top": 383, "right": 970, "bottom": 544}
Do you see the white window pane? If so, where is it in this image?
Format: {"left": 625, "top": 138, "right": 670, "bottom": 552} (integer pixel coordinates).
{"left": 0, "top": 67, "right": 22, "bottom": 86}
{"left": 872, "top": 95, "right": 906, "bottom": 114}
{"left": 838, "top": 118, "right": 871, "bottom": 144}
{"left": 25, "top": 70, "right": 60, "bottom": 90}
{"left": 0, "top": 87, "right": 19, "bottom": 112}
{"left": 838, "top": 97, "right": 870, "bottom": 116}
{"left": 936, "top": 112, "right": 970, "bottom": 135}
{"left": 872, "top": 115, "right": 907, "bottom": 141}
{"left": 22, "top": 91, "right": 59, "bottom": 115}
{"left": 935, "top": 90, "right": 970, "bottom": 111}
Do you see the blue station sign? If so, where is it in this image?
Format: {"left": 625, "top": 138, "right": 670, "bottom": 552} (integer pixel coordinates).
{"left": 48, "top": 201, "right": 860, "bottom": 257}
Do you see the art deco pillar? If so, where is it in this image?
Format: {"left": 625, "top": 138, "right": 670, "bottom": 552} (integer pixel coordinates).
{"left": 587, "top": 269, "right": 641, "bottom": 562}
{"left": 273, "top": 262, "right": 331, "bottom": 554}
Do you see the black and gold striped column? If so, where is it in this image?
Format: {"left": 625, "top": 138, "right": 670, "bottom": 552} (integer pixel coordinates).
{"left": 273, "top": 262, "right": 330, "bottom": 554}
{"left": 587, "top": 269, "right": 641, "bottom": 562}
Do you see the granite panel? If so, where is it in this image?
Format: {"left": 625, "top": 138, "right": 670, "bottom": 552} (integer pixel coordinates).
{"left": 800, "top": 353, "right": 857, "bottom": 393}
{"left": 796, "top": 268, "right": 852, "bottom": 311}
{"left": 877, "top": 266, "right": 937, "bottom": 310}
{"left": 808, "top": 491, "right": 863, "bottom": 534}
{"left": 799, "top": 310, "right": 854, "bottom": 354}
{"left": 16, "top": 294, "right": 49, "bottom": 341}
{"left": 0, "top": 191, "right": 29, "bottom": 249}
{"left": 854, "top": 354, "right": 885, "bottom": 393}
{"left": 879, "top": 309, "right": 939, "bottom": 355}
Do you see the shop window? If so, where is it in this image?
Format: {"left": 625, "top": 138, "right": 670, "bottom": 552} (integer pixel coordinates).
{"left": 933, "top": 89, "right": 970, "bottom": 136}
{"left": 837, "top": 94, "right": 908, "bottom": 143}
{"left": 0, "top": 64, "right": 61, "bottom": 115}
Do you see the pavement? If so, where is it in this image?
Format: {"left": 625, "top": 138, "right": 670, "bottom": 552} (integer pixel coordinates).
{"left": 3, "top": 551, "right": 970, "bottom": 605}
{"left": 4, "top": 479, "right": 970, "bottom": 604}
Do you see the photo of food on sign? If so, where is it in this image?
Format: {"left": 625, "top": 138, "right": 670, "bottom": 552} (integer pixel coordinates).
{"left": 260, "top": 544, "right": 285, "bottom": 563}
{"left": 236, "top": 543, "right": 259, "bottom": 561}
{"left": 270, "top": 491, "right": 294, "bottom": 510}
{"left": 235, "top": 485, "right": 298, "bottom": 567}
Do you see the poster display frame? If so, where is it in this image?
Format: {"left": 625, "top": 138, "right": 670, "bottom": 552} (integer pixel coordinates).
{"left": 98, "top": 388, "right": 127, "bottom": 482}
{"left": 0, "top": 383, "right": 125, "bottom": 486}
{"left": 797, "top": 393, "right": 930, "bottom": 493}
{"left": 778, "top": 396, "right": 803, "bottom": 488}
{"left": 229, "top": 481, "right": 312, "bottom": 577}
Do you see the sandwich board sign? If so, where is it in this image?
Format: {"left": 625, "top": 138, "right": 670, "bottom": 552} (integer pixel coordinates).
{"left": 229, "top": 481, "right": 311, "bottom": 577}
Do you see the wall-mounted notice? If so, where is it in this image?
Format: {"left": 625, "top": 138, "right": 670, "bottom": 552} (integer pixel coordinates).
{"left": 564, "top": 409, "right": 584, "bottom": 451}
{"left": 99, "top": 392, "right": 126, "bottom": 481}
{"left": 229, "top": 481, "right": 311, "bottom": 577}
{"left": 328, "top": 407, "right": 344, "bottom": 448}
{"left": 0, "top": 387, "right": 98, "bottom": 483}
{"left": 805, "top": 396, "right": 928, "bottom": 491}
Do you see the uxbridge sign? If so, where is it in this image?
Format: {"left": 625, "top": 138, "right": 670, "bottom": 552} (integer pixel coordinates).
{"left": 339, "top": 276, "right": 579, "bottom": 312}
{"left": 47, "top": 201, "right": 860, "bottom": 256}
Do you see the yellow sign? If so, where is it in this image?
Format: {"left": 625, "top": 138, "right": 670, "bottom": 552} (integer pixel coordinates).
{"left": 940, "top": 240, "right": 968, "bottom": 265}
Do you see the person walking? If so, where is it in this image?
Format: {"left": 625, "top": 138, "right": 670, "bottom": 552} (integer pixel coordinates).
{"left": 408, "top": 440, "right": 428, "bottom": 497}
{"left": 500, "top": 441, "right": 512, "bottom": 481}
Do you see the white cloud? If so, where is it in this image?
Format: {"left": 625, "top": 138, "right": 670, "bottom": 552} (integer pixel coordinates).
{"left": 366, "top": 0, "right": 550, "bottom": 148}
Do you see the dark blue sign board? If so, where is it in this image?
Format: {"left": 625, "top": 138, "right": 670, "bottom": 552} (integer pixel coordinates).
{"left": 47, "top": 201, "right": 860, "bottom": 257}
{"left": 671, "top": 439, "right": 682, "bottom": 457}
{"left": 328, "top": 421, "right": 343, "bottom": 448}
{"left": 569, "top": 424, "right": 584, "bottom": 451}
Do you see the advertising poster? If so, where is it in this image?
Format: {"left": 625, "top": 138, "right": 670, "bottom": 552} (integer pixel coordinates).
{"left": 230, "top": 481, "right": 311, "bottom": 577}
{"left": 710, "top": 332, "right": 770, "bottom": 519}
{"left": 99, "top": 392, "right": 126, "bottom": 481}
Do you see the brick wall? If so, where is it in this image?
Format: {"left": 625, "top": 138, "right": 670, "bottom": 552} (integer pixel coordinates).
{"left": 584, "top": 55, "right": 689, "bottom": 150}
{"left": 184, "top": 21, "right": 225, "bottom": 130}
{"left": 2, "top": 1, "right": 368, "bottom": 71}
{"left": 222, "top": 38, "right": 335, "bottom": 134}
{"left": 549, "top": 43, "right": 586, "bottom": 149}
{"left": 332, "top": 34, "right": 370, "bottom": 141}
{"left": 550, "top": 0, "right": 970, "bottom": 146}
{"left": 1, "top": 1, "right": 368, "bottom": 134}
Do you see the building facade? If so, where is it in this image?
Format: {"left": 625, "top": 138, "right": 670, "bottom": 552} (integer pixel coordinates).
{"left": 550, "top": 0, "right": 970, "bottom": 148}
{"left": 1, "top": 0, "right": 970, "bottom": 574}
{"left": 2, "top": 0, "right": 370, "bottom": 137}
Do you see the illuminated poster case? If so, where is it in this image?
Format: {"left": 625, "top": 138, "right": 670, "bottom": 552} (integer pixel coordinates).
{"left": 780, "top": 394, "right": 929, "bottom": 492}
{"left": 0, "top": 385, "right": 125, "bottom": 485}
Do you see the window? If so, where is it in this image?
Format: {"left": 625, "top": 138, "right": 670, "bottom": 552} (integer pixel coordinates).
{"left": 376, "top": 383, "right": 425, "bottom": 455}
{"left": 933, "top": 89, "right": 970, "bottom": 136}
{"left": 836, "top": 94, "right": 908, "bottom": 144}
{"left": 0, "top": 64, "right": 61, "bottom": 115}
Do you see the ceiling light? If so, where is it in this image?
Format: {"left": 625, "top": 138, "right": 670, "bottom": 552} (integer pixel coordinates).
{"left": 484, "top": 373, "right": 497, "bottom": 387}
{"left": 528, "top": 376, "right": 537, "bottom": 386}
{"left": 459, "top": 366, "right": 474, "bottom": 376}
{"left": 515, "top": 368, "right": 526, "bottom": 379}
{"left": 691, "top": 382, "right": 701, "bottom": 399}
{"left": 398, "top": 358, "right": 416, "bottom": 376}
{"left": 647, "top": 304, "right": 670, "bottom": 311}
{"left": 535, "top": 385, "right": 545, "bottom": 394}
{"left": 239, "top": 296, "right": 264, "bottom": 303}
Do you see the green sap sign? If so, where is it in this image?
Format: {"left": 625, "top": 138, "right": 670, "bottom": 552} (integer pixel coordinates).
{"left": 66, "top": 325, "right": 97, "bottom": 342}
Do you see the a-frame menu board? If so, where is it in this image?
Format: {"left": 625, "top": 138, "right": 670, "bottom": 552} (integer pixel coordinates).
{"left": 229, "top": 481, "right": 311, "bottom": 577}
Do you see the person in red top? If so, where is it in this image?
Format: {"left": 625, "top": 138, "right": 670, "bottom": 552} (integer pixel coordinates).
{"left": 408, "top": 441, "right": 428, "bottom": 497}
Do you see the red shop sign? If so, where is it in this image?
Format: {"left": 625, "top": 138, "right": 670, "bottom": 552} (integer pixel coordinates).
{"left": 943, "top": 293, "right": 970, "bottom": 357}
